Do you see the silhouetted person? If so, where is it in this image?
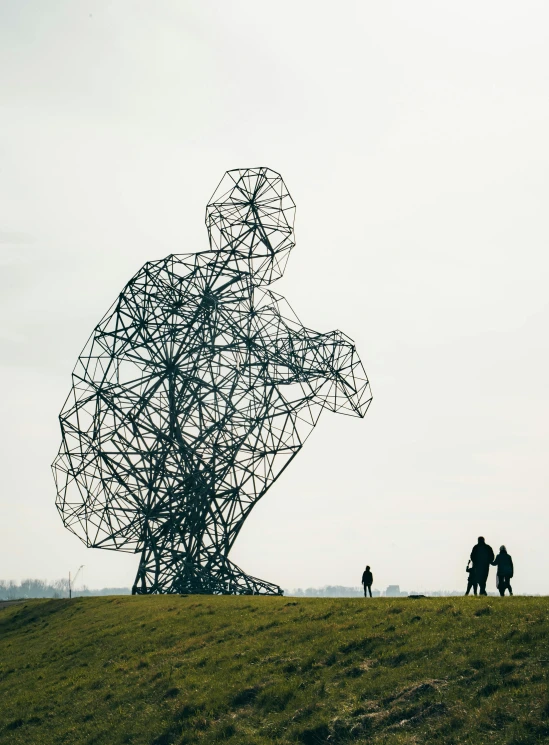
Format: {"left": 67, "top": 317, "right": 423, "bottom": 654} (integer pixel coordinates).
{"left": 362, "top": 565, "right": 373, "bottom": 597}
{"left": 470, "top": 536, "right": 494, "bottom": 596}
{"left": 492, "top": 545, "right": 514, "bottom": 596}
{"left": 465, "top": 560, "right": 478, "bottom": 596}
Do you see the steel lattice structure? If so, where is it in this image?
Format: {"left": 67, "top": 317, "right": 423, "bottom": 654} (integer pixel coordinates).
{"left": 53, "top": 167, "right": 372, "bottom": 596}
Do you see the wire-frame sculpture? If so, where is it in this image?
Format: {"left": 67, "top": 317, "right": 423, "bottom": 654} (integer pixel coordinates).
{"left": 52, "top": 167, "right": 372, "bottom": 595}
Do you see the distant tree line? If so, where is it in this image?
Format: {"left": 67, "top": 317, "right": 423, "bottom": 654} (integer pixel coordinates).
{"left": 0, "top": 579, "right": 131, "bottom": 600}
{"left": 285, "top": 586, "right": 376, "bottom": 598}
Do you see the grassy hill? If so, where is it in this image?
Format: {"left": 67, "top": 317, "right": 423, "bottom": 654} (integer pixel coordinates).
{"left": 1, "top": 595, "right": 548, "bottom": 744}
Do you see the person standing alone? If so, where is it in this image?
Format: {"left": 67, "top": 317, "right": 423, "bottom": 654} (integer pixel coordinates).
{"left": 492, "top": 545, "right": 514, "bottom": 596}
{"left": 362, "top": 565, "right": 373, "bottom": 597}
{"left": 470, "top": 536, "right": 495, "bottom": 596}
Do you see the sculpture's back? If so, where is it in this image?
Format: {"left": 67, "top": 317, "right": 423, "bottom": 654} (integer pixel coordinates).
{"left": 53, "top": 168, "right": 371, "bottom": 595}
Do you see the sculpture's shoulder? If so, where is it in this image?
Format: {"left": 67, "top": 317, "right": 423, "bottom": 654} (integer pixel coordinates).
{"left": 114, "top": 253, "right": 214, "bottom": 314}
{"left": 90, "top": 253, "right": 207, "bottom": 344}
{"left": 126, "top": 253, "right": 198, "bottom": 286}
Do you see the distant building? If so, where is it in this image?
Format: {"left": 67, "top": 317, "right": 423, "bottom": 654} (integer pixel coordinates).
{"left": 385, "top": 585, "right": 400, "bottom": 597}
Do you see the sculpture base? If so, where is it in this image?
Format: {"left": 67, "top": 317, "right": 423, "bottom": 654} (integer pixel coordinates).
{"left": 131, "top": 556, "right": 283, "bottom": 596}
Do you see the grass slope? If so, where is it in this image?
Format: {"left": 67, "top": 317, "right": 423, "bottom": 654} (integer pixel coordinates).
{"left": 0, "top": 596, "right": 548, "bottom": 744}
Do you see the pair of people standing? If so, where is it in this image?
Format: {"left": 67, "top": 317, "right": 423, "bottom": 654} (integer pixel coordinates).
{"left": 466, "top": 537, "right": 514, "bottom": 596}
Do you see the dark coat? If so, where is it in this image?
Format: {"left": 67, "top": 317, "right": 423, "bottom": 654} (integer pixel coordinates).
{"left": 362, "top": 570, "right": 373, "bottom": 586}
{"left": 466, "top": 564, "right": 478, "bottom": 582}
{"left": 470, "top": 542, "right": 495, "bottom": 570}
{"left": 492, "top": 552, "right": 513, "bottom": 577}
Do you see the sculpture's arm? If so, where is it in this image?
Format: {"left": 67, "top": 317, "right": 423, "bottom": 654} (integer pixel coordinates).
{"left": 252, "top": 296, "right": 371, "bottom": 418}
{"left": 285, "top": 326, "right": 371, "bottom": 418}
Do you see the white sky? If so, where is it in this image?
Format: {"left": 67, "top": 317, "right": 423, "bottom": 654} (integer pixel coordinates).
{"left": 1, "top": 1, "right": 548, "bottom": 594}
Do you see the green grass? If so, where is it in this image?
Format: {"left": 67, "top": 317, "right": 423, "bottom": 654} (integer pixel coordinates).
{"left": 0, "top": 595, "right": 548, "bottom": 744}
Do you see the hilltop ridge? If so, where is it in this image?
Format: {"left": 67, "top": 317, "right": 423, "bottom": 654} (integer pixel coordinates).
{"left": 1, "top": 595, "right": 548, "bottom": 744}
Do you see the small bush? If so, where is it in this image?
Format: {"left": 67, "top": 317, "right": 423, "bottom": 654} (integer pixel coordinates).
{"left": 231, "top": 686, "right": 260, "bottom": 707}
{"left": 297, "top": 723, "right": 330, "bottom": 744}
{"left": 474, "top": 606, "right": 492, "bottom": 617}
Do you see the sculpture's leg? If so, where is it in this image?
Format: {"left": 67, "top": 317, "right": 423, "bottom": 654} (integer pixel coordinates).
{"left": 132, "top": 538, "right": 282, "bottom": 596}
{"left": 206, "top": 557, "right": 283, "bottom": 596}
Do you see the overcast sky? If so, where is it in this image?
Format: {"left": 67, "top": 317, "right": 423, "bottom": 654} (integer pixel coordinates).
{"left": 1, "top": 1, "right": 549, "bottom": 594}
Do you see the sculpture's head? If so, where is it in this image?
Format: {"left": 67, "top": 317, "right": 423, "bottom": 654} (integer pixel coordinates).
{"left": 205, "top": 167, "right": 295, "bottom": 285}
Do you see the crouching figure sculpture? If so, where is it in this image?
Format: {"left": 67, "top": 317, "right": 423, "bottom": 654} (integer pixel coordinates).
{"left": 53, "top": 167, "right": 372, "bottom": 595}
